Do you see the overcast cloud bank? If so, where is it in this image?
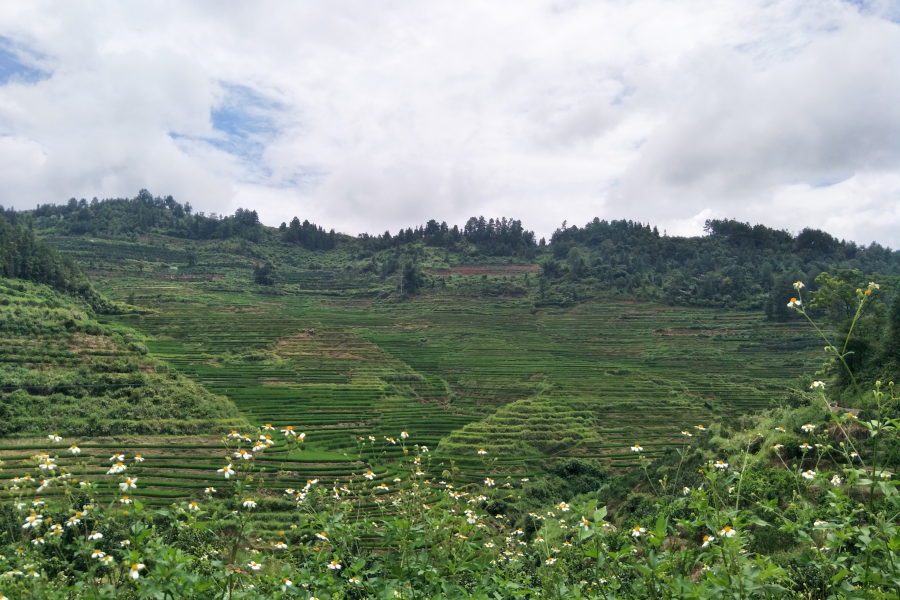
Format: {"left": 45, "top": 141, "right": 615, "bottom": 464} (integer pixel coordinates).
{"left": 0, "top": 1, "right": 898, "bottom": 246}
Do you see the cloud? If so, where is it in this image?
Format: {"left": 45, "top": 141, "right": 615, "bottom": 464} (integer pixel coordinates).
{"left": 0, "top": 1, "right": 898, "bottom": 247}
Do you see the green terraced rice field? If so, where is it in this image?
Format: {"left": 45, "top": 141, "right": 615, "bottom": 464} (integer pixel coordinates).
{"left": 4, "top": 259, "right": 820, "bottom": 532}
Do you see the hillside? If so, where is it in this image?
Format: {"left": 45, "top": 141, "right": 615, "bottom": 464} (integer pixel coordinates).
{"left": 4, "top": 196, "right": 900, "bottom": 597}
{"left": 0, "top": 278, "right": 247, "bottom": 436}
{"left": 15, "top": 190, "right": 900, "bottom": 314}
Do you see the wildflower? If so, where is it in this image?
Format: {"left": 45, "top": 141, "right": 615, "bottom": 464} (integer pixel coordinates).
{"left": 802, "top": 470, "right": 816, "bottom": 480}
{"left": 247, "top": 561, "right": 262, "bottom": 571}
{"left": 69, "top": 445, "right": 81, "bottom": 455}
{"left": 683, "top": 487, "right": 691, "bottom": 495}
{"left": 120, "top": 540, "right": 131, "bottom": 547}
{"left": 120, "top": 497, "right": 132, "bottom": 505}
{"left": 558, "top": 501, "right": 570, "bottom": 512}
{"left": 66, "top": 514, "right": 82, "bottom": 527}
{"left": 110, "top": 453, "right": 126, "bottom": 462}
{"left": 775, "top": 426, "right": 785, "bottom": 432}
{"left": 88, "top": 532, "right": 103, "bottom": 540}
{"left": 882, "top": 472, "right": 893, "bottom": 480}
{"left": 91, "top": 549, "right": 106, "bottom": 560}
{"left": 801, "top": 423, "right": 816, "bottom": 433}
{"left": 810, "top": 381, "right": 825, "bottom": 389}
{"left": 107, "top": 462, "right": 126, "bottom": 475}
{"left": 401, "top": 431, "right": 409, "bottom": 439}
{"left": 714, "top": 460, "right": 728, "bottom": 469}
{"left": 327, "top": 560, "right": 342, "bottom": 570}
{"left": 800, "top": 443, "right": 812, "bottom": 452}
{"left": 234, "top": 449, "right": 252, "bottom": 461}
{"left": 484, "top": 542, "right": 495, "bottom": 548}
{"left": 478, "top": 448, "right": 487, "bottom": 455}
{"left": 869, "top": 282, "right": 880, "bottom": 290}
{"left": 831, "top": 474, "right": 842, "bottom": 485}
{"left": 421, "top": 446, "right": 429, "bottom": 452}
{"left": 545, "top": 557, "right": 556, "bottom": 565}
{"left": 48, "top": 433, "right": 62, "bottom": 443}
{"left": 31, "top": 537, "right": 44, "bottom": 546}
{"left": 281, "top": 426, "right": 296, "bottom": 437}
{"left": 281, "top": 578, "right": 293, "bottom": 590}
{"left": 793, "top": 281, "right": 804, "bottom": 290}
{"left": 702, "top": 535, "right": 715, "bottom": 548}
{"left": 719, "top": 526, "right": 736, "bottom": 538}
{"left": 217, "top": 464, "right": 235, "bottom": 479}
{"left": 631, "top": 526, "right": 646, "bottom": 538}
{"left": 787, "top": 298, "right": 801, "bottom": 308}
{"left": 349, "top": 576, "right": 361, "bottom": 584}
{"left": 263, "top": 423, "right": 275, "bottom": 431}
{"left": 771, "top": 444, "right": 784, "bottom": 450}
{"left": 229, "top": 430, "right": 242, "bottom": 438}
{"left": 728, "top": 486, "right": 735, "bottom": 494}
{"left": 22, "top": 513, "right": 42, "bottom": 529}
{"left": 850, "top": 452, "right": 859, "bottom": 460}
{"left": 484, "top": 478, "right": 494, "bottom": 487}
{"left": 681, "top": 431, "right": 693, "bottom": 437}
{"left": 205, "top": 487, "right": 216, "bottom": 494}
{"left": 134, "top": 455, "right": 145, "bottom": 463}
{"left": 188, "top": 502, "right": 199, "bottom": 512}
{"left": 814, "top": 519, "right": 826, "bottom": 526}
{"left": 695, "top": 425, "right": 707, "bottom": 431}
{"left": 316, "top": 532, "right": 328, "bottom": 541}
{"left": 130, "top": 564, "right": 145, "bottom": 579}
{"left": 631, "top": 445, "right": 643, "bottom": 452}
{"left": 386, "top": 437, "right": 396, "bottom": 445}
{"left": 242, "top": 499, "right": 257, "bottom": 509}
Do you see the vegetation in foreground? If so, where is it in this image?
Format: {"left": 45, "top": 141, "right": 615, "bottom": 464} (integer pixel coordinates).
{"left": 3, "top": 283, "right": 900, "bottom": 598}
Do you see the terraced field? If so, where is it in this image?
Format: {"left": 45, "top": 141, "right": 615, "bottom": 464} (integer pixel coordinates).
{"left": 2, "top": 244, "right": 821, "bottom": 533}
{"left": 90, "top": 271, "right": 819, "bottom": 471}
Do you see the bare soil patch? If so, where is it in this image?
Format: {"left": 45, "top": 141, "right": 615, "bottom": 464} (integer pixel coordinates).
{"left": 428, "top": 264, "right": 542, "bottom": 276}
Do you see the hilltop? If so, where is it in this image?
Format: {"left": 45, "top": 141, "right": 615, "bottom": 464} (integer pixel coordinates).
{"left": 10, "top": 190, "right": 899, "bottom": 315}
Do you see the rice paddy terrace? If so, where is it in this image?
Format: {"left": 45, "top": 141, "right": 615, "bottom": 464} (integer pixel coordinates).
{"left": 2, "top": 236, "right": 822, "bottom": 535}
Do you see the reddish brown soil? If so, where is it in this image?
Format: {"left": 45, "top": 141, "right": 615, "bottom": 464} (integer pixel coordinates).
{"left": 427, "top": 264, "right": 542, "bottom": 276}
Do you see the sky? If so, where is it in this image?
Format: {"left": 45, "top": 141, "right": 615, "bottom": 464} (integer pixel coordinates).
{"left": 0, "top": 1, "right": 899, "bottom": 246}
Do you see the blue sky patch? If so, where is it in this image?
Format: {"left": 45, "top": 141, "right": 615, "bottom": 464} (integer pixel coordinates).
{"left": 0, "top": 37, "right": 49, "bottom": 85}
{"left": 170, "top": 83, "right": 288, "bottom": 179}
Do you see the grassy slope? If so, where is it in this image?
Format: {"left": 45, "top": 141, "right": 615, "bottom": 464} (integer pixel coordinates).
{"left": 0, "top": 278, "right": 248, "bottom": 436}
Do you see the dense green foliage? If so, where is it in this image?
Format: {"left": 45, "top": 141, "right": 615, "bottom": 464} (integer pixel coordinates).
{"left": 547, "top": 217, "right": 900, "bottom": 311}
{"left": 28, "top": 190, "right": 263, "bottom": 242}
{"left": 0, "top": 214, "right": 87, "bottom": 296}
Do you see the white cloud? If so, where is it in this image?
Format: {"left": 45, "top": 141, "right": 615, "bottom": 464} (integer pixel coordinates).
{"left": 0, "top": 0, "right": 898, "bottom": 247}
